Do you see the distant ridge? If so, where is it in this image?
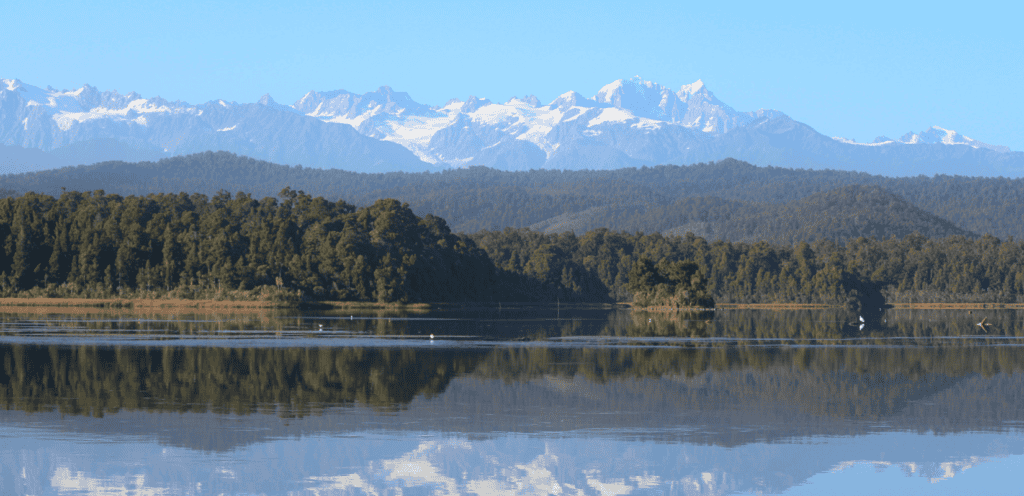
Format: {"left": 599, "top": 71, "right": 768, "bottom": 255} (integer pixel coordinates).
{"left": 4, "top": 153, "right": 1023, "bottom": 241}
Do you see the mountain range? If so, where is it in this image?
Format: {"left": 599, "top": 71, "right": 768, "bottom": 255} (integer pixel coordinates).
{"left": 2, "top": 76, "right": 1022, "bottom": 177}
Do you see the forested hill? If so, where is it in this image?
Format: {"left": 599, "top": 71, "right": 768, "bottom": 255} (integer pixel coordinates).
{"left": 2, "top": 152, "right": 1021, "bottom": 240}
{"left": 529, "top": 185, "right": 974, "bottom": 244}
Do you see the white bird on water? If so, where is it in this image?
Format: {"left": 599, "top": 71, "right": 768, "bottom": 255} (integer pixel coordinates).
{"left": 430, "top": 334, "right": 435, "bottom": 339}
{"left": 848, "top": 316, "right": 865, "bottom": 330}
{"left": 977, "top": 317, "right": 993, "bottom": 331}
{"left": 318, "top": 324, "right": 323, "bottom": 331}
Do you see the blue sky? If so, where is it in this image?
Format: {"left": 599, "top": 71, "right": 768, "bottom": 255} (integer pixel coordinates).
{"left": 5, "top": 0, "right": 1021, "bottom": 150}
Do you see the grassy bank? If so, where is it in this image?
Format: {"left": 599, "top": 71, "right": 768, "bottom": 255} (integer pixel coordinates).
{"left": 714, "top": 303, "right": 837, "bottom": 310}
{"left": 0, "top": 297, "right": 433, "bottom": 311}
{"left": 886, "top": 302, "right": 1024, "bottom": 310}
{"left": 0, "top": 296, "right": 1017, "bottom": 312}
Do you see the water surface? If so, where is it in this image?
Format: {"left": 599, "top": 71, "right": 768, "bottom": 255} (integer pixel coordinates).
{"left": 1, "top": 306, "right": 1022, "bottom": 495}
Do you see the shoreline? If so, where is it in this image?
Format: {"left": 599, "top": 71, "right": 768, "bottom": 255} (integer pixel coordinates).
{"left": 0, "top": 297, "right": 431, "bottom": 311}
{"left": 0, "top": 297, "right": 1019, "bottom": 312}
{"left": 713, "top": 303, "right": 834, "bottom": 310}
{"left": 886, "top": 302, "right": 1024, "bottom": 310}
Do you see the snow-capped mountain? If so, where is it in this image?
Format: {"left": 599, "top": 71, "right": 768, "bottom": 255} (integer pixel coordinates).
{"left": 2, "top": 76, "right": 1021, "bottom": 177}
{"left": 290, "top": 76, "right": 788, "bottom": 169}
{"left": 832, "top": 126, "right": 1010, "bottom": 153}
{"left": 0, "top": 78, "right": 428, "bottom": 173}
{"left": 897, "top": 127, "right": 1011, "bottom": 153}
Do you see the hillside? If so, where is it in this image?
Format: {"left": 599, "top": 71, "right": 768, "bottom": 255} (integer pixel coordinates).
{"left": 2, "top": 152, "right": 1020, "bottom": 240}
{"left": 530, "top": 185, "right": 975, "bottom": 243}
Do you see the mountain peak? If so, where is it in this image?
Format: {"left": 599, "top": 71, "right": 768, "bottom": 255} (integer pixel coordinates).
{"left": 3, "top": 78, "right": 23, "bottom": 91}
{"left": 258, "top": 94, "right": 276, "bottom": 106}
{"left": 595, "top": 76, "right": 670, "bottom": 101}
{"left": 549, "top": 90, "right": 598, "bottom": 110}
{"left": 679, "top": 79, "right": 705, "bottom": 95}
{"left": 507, "top": 95, "right": 542, "bottom": 107}
{"left": 594, "top": 79, "right": 623, "bottom": 98}
{"left": 898, "top": 126, "right": 1010, "bottom": 153}
{"left": 594, "top": 76, "right": 676, "bottom": 119}
{"left": 461, "top": 95, "right": 492, "bottom": 113}
{"left": 627, "top": 75, "right": 659, "bottom": 88}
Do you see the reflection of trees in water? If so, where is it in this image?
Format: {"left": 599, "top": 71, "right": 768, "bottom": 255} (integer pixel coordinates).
{"left": 603, "top": 308, "right": 863, "bottom": 340}
{"left": 626, "top": 308, "right": 1024, "bottom": 342}
{"left": 471, "top": 346, "right": 1024, "bottom": 427}
{"left": 2, "top": 309, "right": 1023, "bottom": 419}
{"left": 472, "top": 344, "right": 1024, "bottom": 382}
{"left": 880, "top": 308, "right": 1024, "bottom": 338}
{"left": 4, "top": 341, "right": 1024, "bottom": 420}
{"left": 0, "top": 344, "right": 484, "bottom": 417}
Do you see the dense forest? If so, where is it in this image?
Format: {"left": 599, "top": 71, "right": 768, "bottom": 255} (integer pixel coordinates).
{"left": 0, "top": 189, "right": 1021, "bottom": 306}
{"left": 0, "top": 189, "right": 502, "bottom": 303}
{"left": 3, "top": 152, "right": 1023, "bottom": 240}
{"left": 470, "top": 228, "right": 1024, "bottom": 305}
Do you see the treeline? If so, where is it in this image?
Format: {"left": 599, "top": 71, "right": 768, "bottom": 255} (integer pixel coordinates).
{"left": 469, "top": 228, "right": 1024, "bottom": 305}
{"left": 4, "top": 153, "right": 1024, "bottom": 239}
{"left": 0, "top": 189, "right": 1022, "bottom": 304}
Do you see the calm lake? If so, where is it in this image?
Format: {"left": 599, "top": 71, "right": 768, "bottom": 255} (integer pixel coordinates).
{"left": 1, "top": 305, "right": 1023, "bottom": 495}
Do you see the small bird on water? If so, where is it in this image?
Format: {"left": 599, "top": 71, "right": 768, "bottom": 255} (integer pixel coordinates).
{"left": 977, "top": 317, "right": 993, "bottom": 331}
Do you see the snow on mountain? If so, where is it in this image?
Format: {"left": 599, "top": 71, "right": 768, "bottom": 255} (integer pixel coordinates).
{"left": 594, "top": 76, "right": 678, "bottom": 120}
{"left": 898, "top": 127, "right": 1010, "bottom": 153}
{"left": 549, "top": 90, "right": 600, "bottom": 110}
{"left": 1, "top": 76, "right": 1021, "bottom": 176}
{"left": 287, "top": 76, "right": 773, "bottom": 167}
{"left": 0, "top": 79, "right": 428, "bottom": 173}
{"left": 3, "top": 79, "right": 196, "bottom": 125}
{"left": 831, "top": 137, "right": 892, "bottom": 147}
{"left": 831, "top": 127, "right": 1011, "bottom": 154}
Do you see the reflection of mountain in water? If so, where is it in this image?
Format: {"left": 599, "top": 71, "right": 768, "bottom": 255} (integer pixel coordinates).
{"left": 3, "top": 419, "right": 1017, "bottom": 495}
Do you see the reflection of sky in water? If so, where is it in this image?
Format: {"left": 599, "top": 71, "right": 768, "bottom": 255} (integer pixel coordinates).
{"left": 3, "top": 424, "right": 1023, "bottom": 495}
